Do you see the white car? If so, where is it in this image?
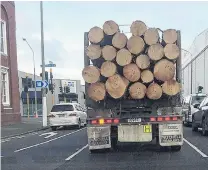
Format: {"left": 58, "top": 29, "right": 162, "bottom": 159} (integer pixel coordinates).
{"left": 48, "top": 103, "right": 87, "bottom": 131}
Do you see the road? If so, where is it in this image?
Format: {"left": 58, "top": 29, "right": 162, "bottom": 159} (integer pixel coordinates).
{"left": 1, "top": 126, "right": 208, "bottom": 170}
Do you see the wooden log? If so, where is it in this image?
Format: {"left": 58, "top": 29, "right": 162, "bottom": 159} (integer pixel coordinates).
{"left": 105, "top": 74, "right": 128, "bottom": 99}
{"left": 136, "top": 54, "right": 150, "bottom": 69}
{"left": 127, "top": 36, "right": 145, "bottom": 55}
{"left": 141, "top": 70, "right": 154, "bottom": 83}
{"left": 103, "top": 20, "right": 119, "bottom": 35}
{"left": 123, "top": 63, "right": 141, "bottom": 82}
{"left": 82, "top": 66, "right": 100, "bottom": 83}
{"left": 88, "top": 26, "right": 104, "bottom": 44}
{"left": 130, "top": 20, "right": 147, "bottom": 36}
{"left": 116, "top": 49, "right": 132, "bottom": 66}
{"left": 112, "top": 32, "right": 128, "bottom": 49}
{"left": 102, "top": 45, "right": 117, "bottom": 61}
{"left": 163, "top": 29, "right": 177, "bottom": 44}
{"left": 129, "top": 82, "right": 147, "bottom": 99}
{"left": 146, "top": 83, "right": 162, "bottom": 100}
{"left": 148, "top": 43, "right": 164, "bottom": 61}
{"left": 100, "top": 61, "right": 117, "bottom": 77}
{"left": 162, "top": 79, "right": 180, "bottom": 96}
{"left": 164, "top": 44, "right": 180, "bottom": 60}
{"left": 154, "top": 59, "right": 175, "bottom": 81}
{"left": 144, "top": 28, "right": 159, "bottom": 45}
{"left": 88, "top": 82, "right": 106, "bottom": 101}
{"left": 86, "top": 44, "right": 101, "bottom": 60}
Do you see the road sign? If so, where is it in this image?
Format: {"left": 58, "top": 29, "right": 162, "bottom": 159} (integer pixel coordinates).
{"left": 40, "top": 64, "right": 56, "bottom": 67}
{"left": 36, "top": 80, "right": 48, "bottom": 88}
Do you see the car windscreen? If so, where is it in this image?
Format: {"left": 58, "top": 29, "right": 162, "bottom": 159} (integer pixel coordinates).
{"left": 51, "top": 105, "right": 74, "bottom": 112}
{"left": 191, "top": 96, "right": 206, "bottom": 105}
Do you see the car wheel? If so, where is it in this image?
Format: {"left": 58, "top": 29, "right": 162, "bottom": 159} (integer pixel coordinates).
{"left": 51, "top": 126, "right": 57, "bottom": 131}
{"left": 192, "top": 117, "right": 198, "bottom": 132}
{"left": 171, "top": 145, "right": 181, "bottom": 152}
{"left": 202, "top": 118, "right": 208, "bottom": 136}
{"left": 77, "top": 119, "right": 81, "bottom": 129}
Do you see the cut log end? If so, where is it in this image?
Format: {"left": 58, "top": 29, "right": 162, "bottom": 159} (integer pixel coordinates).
{"left": 163, "top": 29, "right": 177, "bottom": 44}
{"left": 88, "top": 26, "right": 104, "bottom": 44}
{"left": 82, "top": 66, "right": 100, "bottom": 83}
{"left": 146, "top": 83, "right": 162, "bottom": 100}
{"left": 102, "top": 45, "right": 117, "bottom": 61}
{"left": 144, "top": 28, "right": 159, "bottom": 45}
{"left": 136, "top": 54, "right": 150, "bottom": 69}
{"left": 129, "top": 82, "right": 147, "bottom": 99}
{"left": 148, "top": 43, "right": 164, "bottom": 61}
{"left": 116, "top": 49, "right": 132, "bottom": 66}
{"left": 130, "top": 20, "right": 147, "bottom": 36}
{"left": 112, "top": 32, "right": 127, "bottom": 49}
{"left": 141, "top": 70, "right": 154, "bottom": 83}
{"left": 88, "top": 82, "right": 106, "bottom": 101}
{"left": 103, "top": 20, "right": 119, "bottom": 35}
{"left": 86, "top": 44, "right": 101, "bottom": 60}
{"left": 123, "top": 64, "right": 141, "bottom": 82}
{"left": 164, "top": 44, "right": 180, "bottom": 60}
{"left": 101, "top": 61, "right": 117, "bottom": 77}
{"left": 162, "top": 80, "right": 180, "bottom": 96}
{"left": 127, "top": 36, "right": 145, "bottom": 55}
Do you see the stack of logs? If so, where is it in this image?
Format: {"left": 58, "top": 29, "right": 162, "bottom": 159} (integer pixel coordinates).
{"left": 82, "top": 20, "right": 181, "bottom": 102}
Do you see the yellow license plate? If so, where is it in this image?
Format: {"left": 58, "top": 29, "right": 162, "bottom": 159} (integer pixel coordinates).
{"left": 143, "top": 125, "right": 152, "bottom": 133}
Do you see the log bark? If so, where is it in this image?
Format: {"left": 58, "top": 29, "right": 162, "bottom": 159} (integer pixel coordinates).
{"left": 102, "top": 45, "right": 117, "bottom": 61}
{"left": 127, "top": 36, "right": 145, "bottom": 55}
{"left": 123, "top": 63, "right": 141, "bottom": 82}
{"left": 136, "top": 54, "right": 150, "bottom": 69}
{"left": 86, "top": 44, "right": 101, "bottom": 60}
{"left": 130, "top": 20, "right": 147, "bottom": 36}
{"left": 82, "top": 66, "right": 100, "bottom": 83}
{"left": 154, "top": 59, "right": 175, "bottom": 81}
{"left": 144, "top": 28, "right": 159, "bottom": 46}
{"left": 100, "top": 61, "right": 117, "bottom": 77}
{"left": 88, "top": 82, "right": 106, "bottom": 101}
{"left": 148, "top": 43, "right": 164, "bottom": 61}
{"left": 164, "top": 44, "right": 180, "bottom": 60}
{"left": 103, "top": 20, "right": 119, "bottom": 35}
{"left": 116, "top": 49, "right": 132, "bottom": 66}
{"left": 105, "top": 74, "right": 128, "bottom": 99}
{"left": 162, "top": 79, "right": 180, "bottom": 96}
{"left": 163, "top": 29, "right": 177, "bottom": 44}
{"left": 146, "top": 83, "right": 162, "bottom": 100}
{"left": 141, "top": 70, "right": 154, "bottom": 83}
{"left": 112, "top": 32, "right": 128, "bottom": 49}
{"left": 88, "top": 26, "right": 104, "bottom": 44}
{"left": 129, "top": 82, "right": 147, "bottom": 99}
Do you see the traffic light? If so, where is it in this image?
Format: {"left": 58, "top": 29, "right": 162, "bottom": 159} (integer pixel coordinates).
{"left": 59, "top": 86, "right": 63, "bottom": 93}
{"left": 40, "top": 72, "right": 49, "bottom": 82}
{"left": 27, "top": 78, "right": 32, "bottom": 88}
{"left": 65, "top": 86, "right": 70, "bottom": 93}
{"left": 198, "top": 86, "right": 203, "bottom": 93}
{"left": 24, "top": 76, "right": 29, "bottom": 93}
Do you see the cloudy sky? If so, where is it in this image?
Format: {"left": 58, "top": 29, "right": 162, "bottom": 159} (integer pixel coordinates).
{"left": 15, "top": 1, "right": 208, "bottom": 84}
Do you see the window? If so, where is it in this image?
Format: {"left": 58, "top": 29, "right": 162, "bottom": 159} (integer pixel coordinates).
{"left": 1, "top": 68, "right": 10, "bottom": 105}
{"left": 51, "top": 105, "right": 74, "bottom": 112}
{"left": 1, "top": 19, "right": 7, "bottom": 55}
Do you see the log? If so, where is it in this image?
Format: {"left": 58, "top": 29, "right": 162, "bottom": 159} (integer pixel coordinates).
{"left": 129, "top": 82, "right": 147, "bottom": 99}
{"left": 116, "top": 49, "right": 132, "bottom": 66}
{"left": 164, "top": 44, "right": 180, "bottom": 60}
{"left": 146, "top": 83, "right": 162, "bottom": 100}
{"left": 88, "top": 26, "right": 104, "bottom": 44}
{"left": 144, "top": 28, "right": 159, "bottom": 45}
{"left": 123, "top": 63, "right": 141, "bottom": 82}
{"left": 127, "top": 36, "right": 145, "bottom": 55}
{"left": 163, "top": 29, "right": 177, "bottom": 44}
{"left": 82, "top": 66, "right": 100, "bottom": 83}
{"left": 154, "top": 59, "right": 175, "bottom": 81}
{"left": 136, "top": 54, "right": 150, "bottom": 69}
{"left": 106, "top": 74, "right": 128, "bottom": 99}
{"left": 148, "top": 43, "right": 164, "bottom": 61}
{"left": 162, "top": 79, "right": 180, "bottom": 96}
{"left": 100, "top": 61, "right": 117, "bottom": 77}
{"left": 112, "top": 32, "right": 128, "bottom": 49}
{"left": 102, "top": 45, "right": 117, "bottom": 61}
{"left": 88, "top": 82, "right": 106, "bottom": 101}
{"left": 141, "top": 70, "right": 154, "bottom": 83}
{"left": 103, "top": 20, "right": 119, "bottom": 35}
{"left": 86, "top": 44, "right": 101, "bottom": 60}
{"left": 130, "top": 20, "right": 147, "bottom": 36}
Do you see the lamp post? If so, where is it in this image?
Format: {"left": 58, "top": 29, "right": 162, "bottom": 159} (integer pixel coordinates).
{"left": 23, "top": 38, "right": 38, "bottom": 117}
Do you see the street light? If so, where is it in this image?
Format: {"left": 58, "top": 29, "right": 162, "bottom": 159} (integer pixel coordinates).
{"left": 22, "top": 38, "right": 38, "bottom": 117}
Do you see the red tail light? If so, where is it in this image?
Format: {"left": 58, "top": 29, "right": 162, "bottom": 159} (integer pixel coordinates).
{"left": 150, "top": 117, "right": 156, "bottom": 121}
{"left": 157, "top": 117, "right": 163, "bottom": 121}
{"left": 165, "top": 117, "right": 170, "bottom": 121}
{"left": 172, "top": 117, "right": 178, "bottom": 121}
{"left": 113, "top": 119, "right": 119, "bottom": 124}
{"left": 91, "top": 120, "right": 97, "bottom": 124}
{"left": 106, "top": 119, "right": 112, "bottom": 123}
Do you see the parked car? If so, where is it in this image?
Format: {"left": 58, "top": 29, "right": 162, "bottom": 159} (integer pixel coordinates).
{"left": 182, "top": 94, "right": 207, "bottom": 126}
{"left": 48, "top": 103, "right": 87, "bottom": 131}
{"left": 192, "top": 96, "right": 208, "bottom": 136}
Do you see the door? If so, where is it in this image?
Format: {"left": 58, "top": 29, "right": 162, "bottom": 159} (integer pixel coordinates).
{"left": 195, "top": 97, "right": 208, "bottom": 123}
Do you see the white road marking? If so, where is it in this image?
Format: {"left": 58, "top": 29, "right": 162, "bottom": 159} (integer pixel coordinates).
{"left": 39, "top": 132, "right": 57, "bottom": 139}
{"left": 65, "top": 144, "right": 88, "bottom": 161}
{"left": 14, "top": 127, "right": 86, "bottom": 153}
{"left": 183, "top": 138, "right": 208, "bottom": 158}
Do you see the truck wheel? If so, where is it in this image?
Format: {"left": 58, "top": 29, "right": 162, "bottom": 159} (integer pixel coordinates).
{"left": 89, "top": 149, "right": 99, "bottom": 154}
{"left": 202, "top": 119, "right": 208, "bottom": 136}
{"left": 171, "top": 145, "right": 181, "bottom": 152}
{"left": 111, "top": 137, "right": 118, "bottom": 150}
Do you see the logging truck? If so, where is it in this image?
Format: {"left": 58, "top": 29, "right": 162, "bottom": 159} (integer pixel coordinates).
{"left": 83, "top": 20, "right": 183, "bottom": 153}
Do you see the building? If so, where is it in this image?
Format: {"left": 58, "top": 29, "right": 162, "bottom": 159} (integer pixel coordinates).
{"left": 1, "top": 2, "right": 20, "bottom": 125}
{"left": 182, "top": 29, "right": 208, "bottom": 96}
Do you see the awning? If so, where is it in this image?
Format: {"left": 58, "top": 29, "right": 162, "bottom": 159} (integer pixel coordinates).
{"left": 21, "top": 91, "right": 42, "bottom": 99}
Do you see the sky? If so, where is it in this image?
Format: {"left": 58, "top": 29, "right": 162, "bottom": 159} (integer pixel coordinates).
{"left": 15, "top": 1, "right": 208, "bottom": 84}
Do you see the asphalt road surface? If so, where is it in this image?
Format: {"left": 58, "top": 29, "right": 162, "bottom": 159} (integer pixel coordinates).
{"left": 1, "top": 126, "right": 208, "bottom": 170}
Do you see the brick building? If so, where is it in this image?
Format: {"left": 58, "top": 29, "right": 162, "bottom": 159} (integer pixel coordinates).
{"left": 1, "top": 1, "right": 20, "bottom": 125}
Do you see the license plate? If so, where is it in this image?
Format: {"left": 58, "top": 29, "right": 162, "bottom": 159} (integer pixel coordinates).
{"left": 59, "top": 114, "right": 65, "bottom": 117}
{"left": 161, "top": 135, "right": 182, "bottom": 143}
{"left": 89, "top": 136, "right": 110, "bottom": 146}
{"left": 127, "top": 118, "right": 141, "bottom": 123}
{"left": 143, "top": 125, "right": 152, "bottom": 133}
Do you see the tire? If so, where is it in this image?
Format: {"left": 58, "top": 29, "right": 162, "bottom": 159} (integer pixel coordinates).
{"left": 51, "top": 126, "right": 57, "bottom": 131}
{"left": 192, "top": 117, "right": 198, "bottom": 132}
{"left": 111, "top": 137, "right": 118, "bottom": 150}
{"left": 171, "top": 145, "right": 181, "bottom": 152}
{"left": 202, "top": 118, "right": 208, "bottom": 136}
{"left": 77, "top": 119, "right": 81, "bottom": 129}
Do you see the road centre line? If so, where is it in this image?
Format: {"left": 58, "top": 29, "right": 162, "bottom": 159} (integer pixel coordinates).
{"left": 14, "top": 127, "right": 86, "bottom": 153}
{"left": 65, "top": 144, "right": 88, "bottom": 161}
{"left": 183, "top": 138, "right": 208, "bottom": 158}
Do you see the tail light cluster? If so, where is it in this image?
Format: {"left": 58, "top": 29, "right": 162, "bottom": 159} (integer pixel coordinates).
{"left": 68, "top": 113, "right": 77, "bottom": 117}
{"left": 91, "top": 118, "right": 119, "bottom": 125}
{"left": 150, "top": 116, "right": 179, "bottom": 122}
{"left": 48, "top": 114, "right": 55, "bottom": 118}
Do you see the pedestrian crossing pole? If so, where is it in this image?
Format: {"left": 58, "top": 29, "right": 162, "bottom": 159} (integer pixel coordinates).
{"left": 26, "top": 73, "right": 30, "bottom": 118}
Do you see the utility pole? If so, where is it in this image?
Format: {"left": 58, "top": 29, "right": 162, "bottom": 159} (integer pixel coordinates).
{"left": 40, "top": 1, "right": 47, "bottom": 127}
